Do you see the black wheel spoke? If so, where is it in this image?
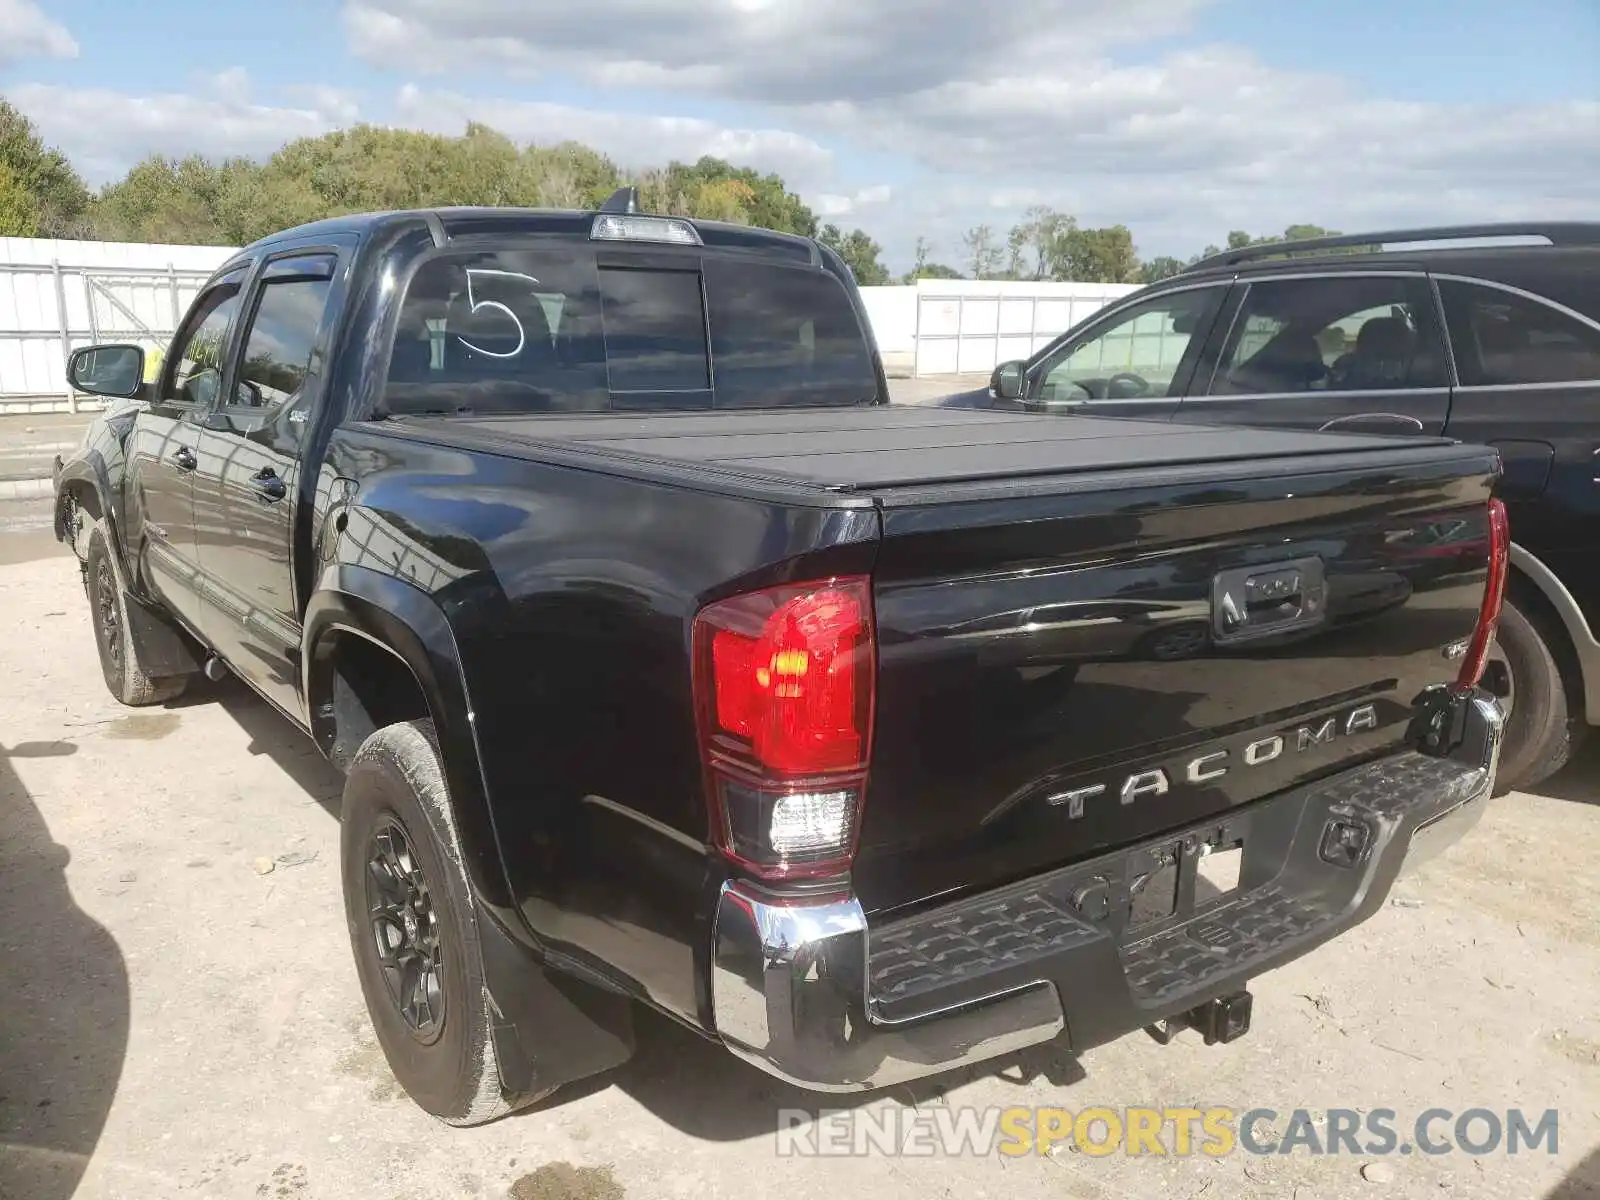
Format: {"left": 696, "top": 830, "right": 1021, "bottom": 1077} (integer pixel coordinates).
{"left": 363, "top": 817, "right": 446, "bottom": 1040}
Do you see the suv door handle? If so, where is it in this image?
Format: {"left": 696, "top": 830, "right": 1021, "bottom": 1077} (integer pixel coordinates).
{"left": 1317, "top": 413, "right": 1426, "bottom": 433}
{"left": 171, "top": 446, "right": 197, "bottom": 471}
{"left": 250, "top": 466, "right": 287, "bottom": 503}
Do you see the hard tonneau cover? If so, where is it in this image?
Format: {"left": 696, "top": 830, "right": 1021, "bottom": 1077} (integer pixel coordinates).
{"left": 393, "top": 406, "right": 1483, "bottom": 499}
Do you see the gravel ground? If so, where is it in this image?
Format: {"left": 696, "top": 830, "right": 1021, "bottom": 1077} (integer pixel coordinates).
{"left": 1, "top": 547, "right": 1597, "bottom": 1200}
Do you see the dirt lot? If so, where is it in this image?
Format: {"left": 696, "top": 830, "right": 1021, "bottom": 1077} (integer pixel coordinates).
{"left": 2, "top": 540, "right": 1597, "bottom": 1200}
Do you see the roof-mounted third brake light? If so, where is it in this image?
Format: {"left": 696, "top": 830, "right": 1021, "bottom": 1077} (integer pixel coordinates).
{"left": 590, "top": 213, "right": 702, "bottom": 246}
{"left": 592, "top": 185, "right": 701, "bottom": 245}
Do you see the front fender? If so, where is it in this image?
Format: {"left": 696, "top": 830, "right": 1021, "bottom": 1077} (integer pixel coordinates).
{"left": 53, "top": 410, "right": 136, "bottom": 585}
{"left": 302, "top": 564, "right": 515, "bottom": 913}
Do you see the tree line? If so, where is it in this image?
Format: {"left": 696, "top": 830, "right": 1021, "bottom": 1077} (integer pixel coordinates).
{"left": 2, "top": 99, "right": 1336, "bottom": 287}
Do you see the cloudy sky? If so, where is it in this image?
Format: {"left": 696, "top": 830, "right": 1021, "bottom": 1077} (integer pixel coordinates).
{"left": 2, "top": 0, "right": 1596, "bottom": 269}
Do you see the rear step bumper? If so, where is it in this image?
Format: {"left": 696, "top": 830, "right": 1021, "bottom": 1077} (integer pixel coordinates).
{"left": 710, "top": 691, "right": 1502, "bottom": 1092}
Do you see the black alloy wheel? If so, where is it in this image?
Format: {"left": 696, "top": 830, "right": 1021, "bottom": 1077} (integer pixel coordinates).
{"left": 366, "top": 818, "right": 446, "bottom": 1042}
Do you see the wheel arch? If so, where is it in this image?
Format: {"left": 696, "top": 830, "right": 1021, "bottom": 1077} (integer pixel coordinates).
{"left": 1507, "top": 542, "right": 1600, "bottom": 723}
{"left": 54, "top": 455, "right": 127, "bottom": 585}
{"left": 302, "top": 567, "right": 515, "bottom": 912}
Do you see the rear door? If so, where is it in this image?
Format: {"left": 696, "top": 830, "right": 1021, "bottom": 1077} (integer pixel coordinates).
{"left": 1016, "top": 284, "right": 1228, "bottom": 420}
{"left": 1436, "top": 274, "right": 1600, "bottom": 617}
{"left": 193, "top": 250, "right": 342, "bottom": 718}
{"left": 123, "top": 268, "right": 248, "bottom": 633}
{"left": 1178, "top": 273, "right": 1452, "bottom": 435}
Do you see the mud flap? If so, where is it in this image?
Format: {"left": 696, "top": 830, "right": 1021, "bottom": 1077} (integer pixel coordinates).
{"left": 122, "top": 590, "right": 204, "bottom": 679}
{"left": 476, "top": 910, "right": 636, "bottom": 1097}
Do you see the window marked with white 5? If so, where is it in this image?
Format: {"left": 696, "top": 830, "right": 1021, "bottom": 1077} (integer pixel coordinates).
{"left": 457, "top": 268, "right": 540, "bottom": 359}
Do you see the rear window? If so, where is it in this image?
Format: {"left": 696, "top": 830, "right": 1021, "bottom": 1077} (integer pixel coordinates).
{"left": 382, "top": 246, "right": 876, "bottom": 415}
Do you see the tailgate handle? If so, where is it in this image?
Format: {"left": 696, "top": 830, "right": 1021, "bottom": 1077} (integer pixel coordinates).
{"left": 1212, "top": 557, "right": 1326, "bottom": 643}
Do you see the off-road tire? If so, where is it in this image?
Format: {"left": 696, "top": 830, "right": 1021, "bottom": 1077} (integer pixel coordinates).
{"left": 83, "top": 520, "right": 188, "bottom": 707}
{"left": 340, "top": 719, "right": 551, "bottom": 1126}
{"left": 1491, "top": 598, "right": 1587, "bottom": 795}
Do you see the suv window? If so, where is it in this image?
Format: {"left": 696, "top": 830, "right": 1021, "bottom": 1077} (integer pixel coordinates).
{"left": 1210, "top": 276, "right": 1448, "bottom": 395}
{"left": 1034, "top": 287, "right": 1222, "bottom": 405}
{"left": 163, "top": 273, "right": 245, "bottom": 408}
{"left": 1438, "top": 279, "right": 1600, "bottom": 386}
{"left": 383, "top": 246, "right": 877, "bottom": 415}
{"left": 232, "top": 267, "right": 334, "bottom": 415}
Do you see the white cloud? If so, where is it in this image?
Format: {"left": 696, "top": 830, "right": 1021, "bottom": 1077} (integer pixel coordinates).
{"left": 340, "top": 0, "right": 1598, "bottom": 265}
{"left": 391, "top": 84, "right": 834, "bottom": 184}
{"left": 0, "top": 0, "right": 77, "bottom": 65}
{"left": 344, "top": 0, "right": 1207, "bottom": 103}
{"left": 813, "top": 184, "right": 892, "bottom": 218}
{"left": 797, "top": 45, "right": 1599, "bottom": 261}
{"left": 2, "top": 80, "right": 351, "bottom": 183}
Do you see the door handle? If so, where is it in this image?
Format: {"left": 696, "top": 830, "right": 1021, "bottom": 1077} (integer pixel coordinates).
{"left": 1317, "top": 413, "right": 1426, "bottom": 433}
{"left": 250, "top": 466, "right": 287, "bottom": 503}
{"left": 171, "top": 446, "right": 197, "bottom": 471}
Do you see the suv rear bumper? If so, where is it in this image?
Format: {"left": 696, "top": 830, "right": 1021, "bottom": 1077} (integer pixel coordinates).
{"left": 710, "top": 692, "right": 1502, "bottom": 1092}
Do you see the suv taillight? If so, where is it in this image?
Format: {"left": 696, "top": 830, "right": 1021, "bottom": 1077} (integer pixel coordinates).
{"left": 692, "top": 577, "right": 875, "bottom": 881}
{"left": 1455, "top": 498, "right": 1510, "bottom": 691}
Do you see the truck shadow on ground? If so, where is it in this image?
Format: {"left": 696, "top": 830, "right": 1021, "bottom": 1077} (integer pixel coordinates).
{"left": 1526, "top": 736, "right": 1600, "bottom": 807}
{"left": 1547, "top": 1146, "right": 1600, "bottom": 1199}
{"left": 595, "top": 1014, "right": 1088, "bottom": 1143}
{"left": 0, "top": 739, "right": 130, "bottom": 1200}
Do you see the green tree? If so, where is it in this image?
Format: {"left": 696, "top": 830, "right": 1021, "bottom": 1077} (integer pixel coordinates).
{"left": 0, "top": 160, "right": 41, "bottom": 237}
{"left": 1007, "top": 206, "right": 1074, "bottom": 280}
{"left": 908, "top": 261, "right": 963, "bottom": 281}
{"left": 962, "top": 224, "right": 1004, "bottom": 280}
{"left": 0, "top": 100, "right": 91, "bottom": 237}
{"left": 1139, "top": 255, "right": 1186, "bottom": 284}
{"left": 1283, "top": 224, "right": 1338, "bottom": 241}
{"left": 92, "top": 155, "right": 235, "bottom": 244}
{"left": 1055, "top": 224, "right": 1140, "bottom": 283}
{"left": 818, "top": 224, "right": 890, "bottom": 285}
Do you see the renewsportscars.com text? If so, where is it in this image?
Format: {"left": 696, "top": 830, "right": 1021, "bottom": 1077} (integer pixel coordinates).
{"left": 775, "top": 1106, "right": 1560, "bottom": 1158}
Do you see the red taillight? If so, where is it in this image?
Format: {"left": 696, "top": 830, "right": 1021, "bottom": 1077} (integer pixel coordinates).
{"left": 1455, "top": 498, "right": 1510, "bottom": 690}
{"left": 693, "top": 577, "right": 875, "bottom": 880}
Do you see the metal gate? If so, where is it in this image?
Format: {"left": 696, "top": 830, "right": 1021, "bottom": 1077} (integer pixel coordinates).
{"left": 0, "top": 260, "right": 219, "bottom": 413}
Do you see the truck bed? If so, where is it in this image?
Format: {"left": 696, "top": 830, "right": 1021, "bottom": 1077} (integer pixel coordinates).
{"left": 392, "top": 406, "right": 1476, "bottom": 499}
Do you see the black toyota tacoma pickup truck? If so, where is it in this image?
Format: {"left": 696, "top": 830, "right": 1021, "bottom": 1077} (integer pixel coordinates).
{"left": 54, "top": 197, "right": 1507, "bottom": 1125}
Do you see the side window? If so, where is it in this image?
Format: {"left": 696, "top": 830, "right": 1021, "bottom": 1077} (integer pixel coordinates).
{"left": 162, "top": 274, "right": 245, "bottom": 408}
{"left": 231, "top": 261, "right": 335, "bottom": 418}
{"left": 1035, "top": 287, "right": 1221, "bottom": 404}
{"left": 1439, "top": 279, "right": 1600, "bottom": 386}
{"left": 704, "top": 260, "right": 877, "bottom": 408}
{"left": 1210, "top": 276, "right": 1448, "bottom": 396}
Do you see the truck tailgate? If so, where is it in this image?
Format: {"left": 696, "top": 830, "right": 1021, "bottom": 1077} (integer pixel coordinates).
{"left": 855, "top": 435, "right": 1500, "bottom": 919}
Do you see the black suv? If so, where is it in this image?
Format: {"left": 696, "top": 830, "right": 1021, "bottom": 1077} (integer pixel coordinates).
{"left": 938, "top": 223, "right": 1600, "bottom": 794}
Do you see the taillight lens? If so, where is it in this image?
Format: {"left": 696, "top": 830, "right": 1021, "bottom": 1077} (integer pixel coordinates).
{"left": 1455, "top": 498, "right": 1510, "bottom": 690}
{"left": 693, "top": 577, "right": 875, "bottom": 880}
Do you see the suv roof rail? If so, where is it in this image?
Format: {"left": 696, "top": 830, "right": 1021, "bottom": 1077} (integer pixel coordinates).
{"left": 599, "top": 187, "right": 640, "bottom": 215}
{"left": 1184, "top": 222, "right": 1600, "bottom": 274}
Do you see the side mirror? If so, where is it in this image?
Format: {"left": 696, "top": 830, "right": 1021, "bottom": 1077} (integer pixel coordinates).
{"left": 991, "top": 360, "right": 1026, "bottom": 401}
{"left": 67, "top": 344, "right": 145, "bottom": 399}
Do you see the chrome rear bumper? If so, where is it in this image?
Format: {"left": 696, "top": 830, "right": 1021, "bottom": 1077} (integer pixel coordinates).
{"left": 711, "top": 693, "right": 1502, "bottom": 1092}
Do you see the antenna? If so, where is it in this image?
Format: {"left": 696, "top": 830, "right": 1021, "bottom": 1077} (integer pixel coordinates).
{"left": 600, "top": 187, "right": 640, "bottom": 215}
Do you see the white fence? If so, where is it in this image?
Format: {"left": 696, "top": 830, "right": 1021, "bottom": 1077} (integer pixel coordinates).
{"left": 0, "top": 237, "right": 1140, "bottom": 412}
{"left": 908, "top": 280, "right": 1139, "bottom": 377}
{"left": 0, "top": 237, "right": 234, "bottom": 413}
